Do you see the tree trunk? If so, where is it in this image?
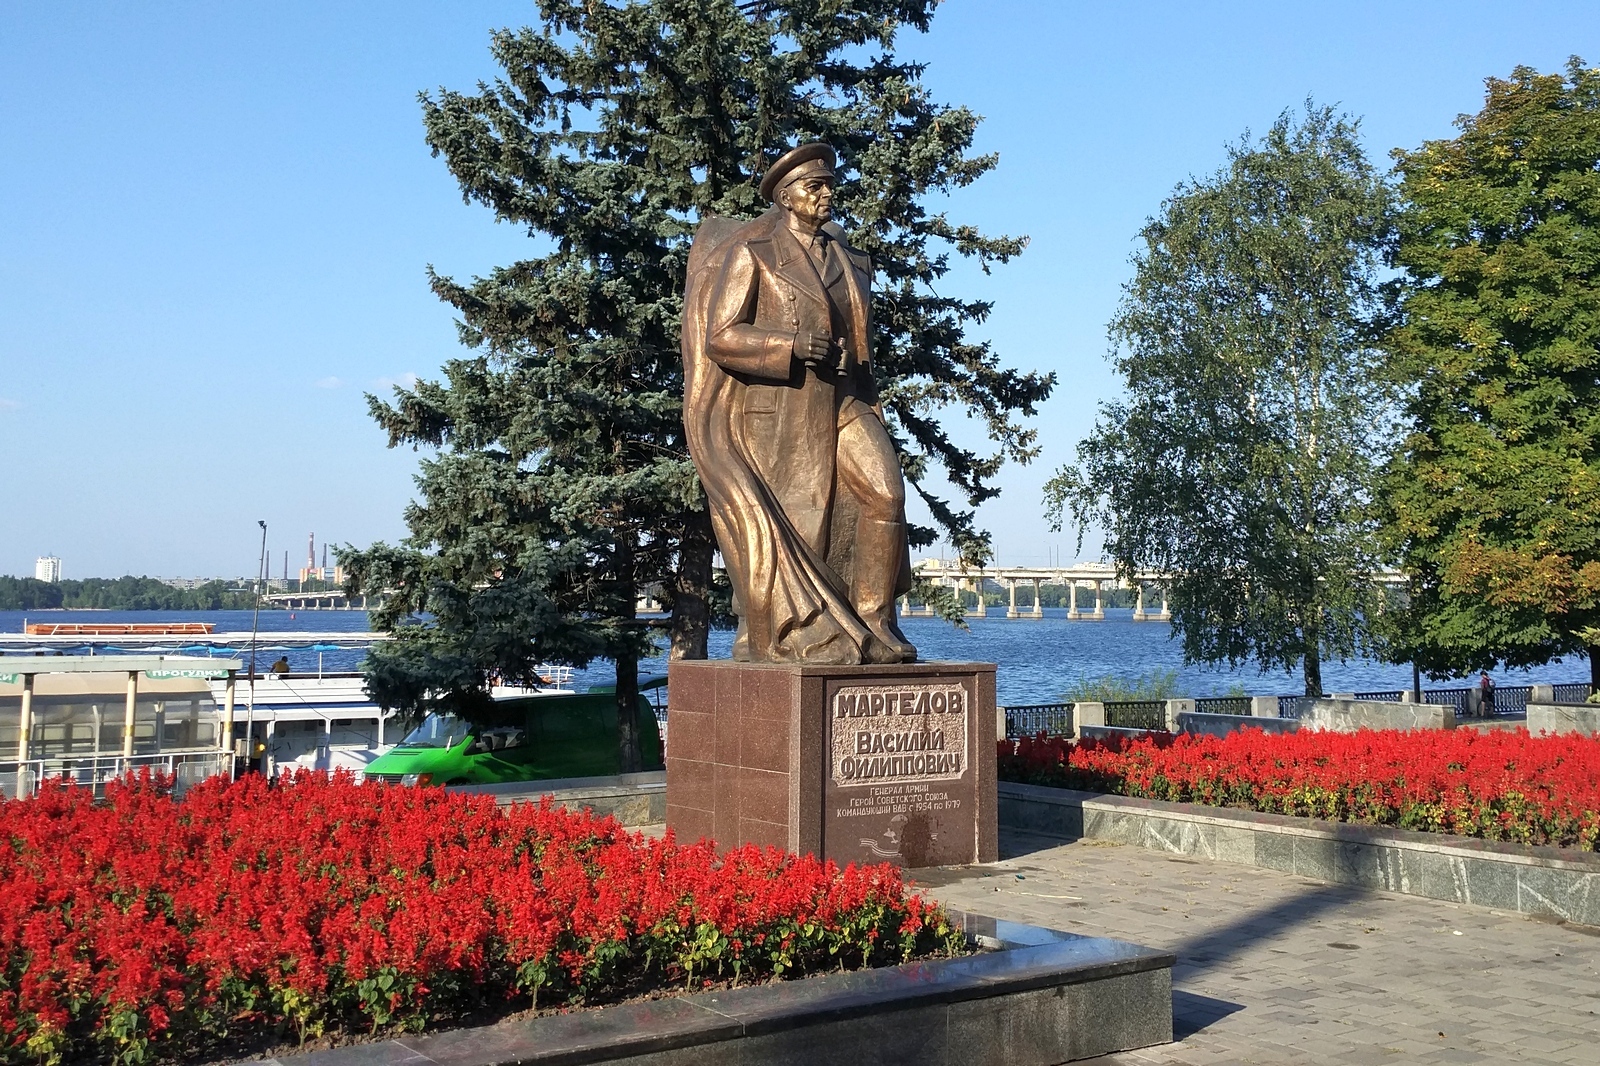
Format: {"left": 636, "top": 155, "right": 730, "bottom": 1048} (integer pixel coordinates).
{"left": 1302, "top": 645, "right": 1323, "bottom": 697}
{"left": 615, "top": 537, "right": 644, "bottom": 773}
{"left": 1590, "top": 646, "right": 1600, "bottom": 690}
{"left": 614, "top": 651, "right": 643, "bottom": 773}
{"left": 669, "top": 509, "right": 714, "bottom": 660}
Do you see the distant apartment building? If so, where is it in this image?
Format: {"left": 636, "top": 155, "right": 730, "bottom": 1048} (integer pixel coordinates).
{"left": 34, "top": 556, "right": 61, "bottom": 583}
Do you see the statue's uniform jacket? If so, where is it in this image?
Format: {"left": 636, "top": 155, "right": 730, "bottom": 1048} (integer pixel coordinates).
{"left": 702, "top": 210, "right": 879, "bottom": 554}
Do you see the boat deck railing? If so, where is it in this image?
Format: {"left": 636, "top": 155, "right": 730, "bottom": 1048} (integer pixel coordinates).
{"left": 0, "top": 750, "right": 231, "bottom": 800}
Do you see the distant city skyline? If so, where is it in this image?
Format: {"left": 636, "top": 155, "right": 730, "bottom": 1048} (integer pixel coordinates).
{"left": 3, "top": 2, "right": 1596, "bottom": 576}
{"left": 12, "top": 530, "right": 345, "bottom": 583}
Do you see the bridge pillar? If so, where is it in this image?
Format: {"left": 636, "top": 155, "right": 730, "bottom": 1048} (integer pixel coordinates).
{"left": 1006, "top": 580, "right": 1019, "bottom": 619}
{"left": 967, "top": 578, "right": 987, "bottom": 618}
{"left": 1132, "top": 583, "right": 1147, "bottom": 621}
{"left": 1030, "top": 577, "right": 1043, "bottom": 619}
{"left": 1156, "top": 585, "right": 1171, "bottom": 621}
{"left": 1091, "top": 581, "right": 1105, "bottom": 620}
{"left": 1067, "top": 581, "right": 1081, "bottom": 620}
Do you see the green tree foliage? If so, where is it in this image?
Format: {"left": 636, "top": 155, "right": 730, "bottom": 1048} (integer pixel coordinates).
{"left": 0, "top": 577, "right": 63, "bottom": 611}
{"left": 1381, "top": 59, "right": 1600, "bottom": 682}
{"left": 1045, "top": 106, "right": 1395, "bottom": 696}
{"left": 344, "top": 0, "right": 1051, "bottom": 764}
{"left": 0, "top": 576, "right": 255, "bottom": 611}
{"left": 1061, "top": 668, "right": 1181, "bottom": 703}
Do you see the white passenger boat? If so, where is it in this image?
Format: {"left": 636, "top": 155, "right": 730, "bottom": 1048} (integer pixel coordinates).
{"left": 0, "top": 626, "right": 582, "bottom": 782}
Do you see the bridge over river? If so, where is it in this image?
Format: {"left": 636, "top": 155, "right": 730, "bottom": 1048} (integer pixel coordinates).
{"left": 910, "top": 558, "right": 1405, "bottom": 621}
{"left": 256, "top": 560, "right": 1405, "bottom": 622}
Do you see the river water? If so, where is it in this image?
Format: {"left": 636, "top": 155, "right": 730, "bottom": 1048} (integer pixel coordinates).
{"left": 5, "top": 608, "right": 1590, "bottom": 705}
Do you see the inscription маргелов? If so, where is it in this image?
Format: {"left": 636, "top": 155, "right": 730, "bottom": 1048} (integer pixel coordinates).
{"left": 825, "top": 681, "right": 974, "bottom": 865}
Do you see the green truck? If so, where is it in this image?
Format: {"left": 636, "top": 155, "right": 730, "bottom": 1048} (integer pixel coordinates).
{"left": 363, "top": 686, "right": 664, "bottom": 786}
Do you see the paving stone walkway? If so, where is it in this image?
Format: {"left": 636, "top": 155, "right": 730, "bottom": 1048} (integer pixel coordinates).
{"left": 915, "top": 829, "right": 1600, "bottom": 1065}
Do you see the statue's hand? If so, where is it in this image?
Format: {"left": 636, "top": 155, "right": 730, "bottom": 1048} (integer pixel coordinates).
{"left": 793, "top": 331, "right": 833, "bottom": 367}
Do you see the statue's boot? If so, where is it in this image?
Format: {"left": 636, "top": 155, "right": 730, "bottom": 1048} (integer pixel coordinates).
{"left": 852, "top": 519, "right": 917, "bottom": 663}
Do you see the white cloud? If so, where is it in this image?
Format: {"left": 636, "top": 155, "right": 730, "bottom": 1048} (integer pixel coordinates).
{"left": 315, "top": 376, "right": 344, "bottom": 389}
{"left": 0, "top": 397, "right": 19, "bottom": 410}
{"left": 372, "top": 372, "right": 419, "bottom": 392}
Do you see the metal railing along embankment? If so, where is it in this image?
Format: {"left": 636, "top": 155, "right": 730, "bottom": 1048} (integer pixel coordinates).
{"left": 988, "top": 680, "right": 1600, "bottom": 743}
{"left": 1194, "top": 696, "right": 1250, "bottom": 716}
{"left": 1103, "top": 700, "right": 1167, "bottom": 731}
{"left": 1003, "top": 703, "right": 1074, "bottom": 739}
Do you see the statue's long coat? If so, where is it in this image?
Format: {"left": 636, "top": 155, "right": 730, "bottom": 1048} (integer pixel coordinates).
{"left": 681, "top": 208, "right": 911, "bottom": 663}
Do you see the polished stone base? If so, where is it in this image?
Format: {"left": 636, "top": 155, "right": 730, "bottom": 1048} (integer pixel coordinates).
{"left": 285, "top": 912, "right": 1174, "bottom": 1066}
{"left": 666, "top": 660, "right": 999, "bottom": 866}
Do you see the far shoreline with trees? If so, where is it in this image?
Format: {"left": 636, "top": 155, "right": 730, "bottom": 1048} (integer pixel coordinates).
{"left": 0, "top": 575, "right": 260, "bottom": 612}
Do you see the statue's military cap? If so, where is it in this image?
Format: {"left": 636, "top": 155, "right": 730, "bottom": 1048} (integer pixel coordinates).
{"left": 760, "top": 143, "right": 838, "bottom": 203}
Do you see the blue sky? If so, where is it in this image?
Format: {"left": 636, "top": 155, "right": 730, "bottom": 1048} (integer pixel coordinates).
{"left": 1, "top": 1, "right": 1595, "bottom": 579}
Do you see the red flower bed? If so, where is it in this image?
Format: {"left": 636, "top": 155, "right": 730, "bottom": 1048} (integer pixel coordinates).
{"left": 0, "top": 773, "right": 959, "bottom": 1066}
{"left": 999, "top": 727, "right": 1600, "bottom": 851}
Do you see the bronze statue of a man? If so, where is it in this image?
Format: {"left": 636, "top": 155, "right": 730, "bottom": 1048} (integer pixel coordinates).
{"left": 682, "top": 143, "right": 916, "bottom": 665}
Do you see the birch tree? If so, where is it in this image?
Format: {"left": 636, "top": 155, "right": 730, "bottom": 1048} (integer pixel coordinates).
{"left": 1045, "top": 105, "right": 1395, "bottom": 695}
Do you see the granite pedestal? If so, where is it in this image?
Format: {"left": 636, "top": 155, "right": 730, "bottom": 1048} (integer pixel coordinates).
{"left": 666, "top": 660, "right": 999, "bottom": 867}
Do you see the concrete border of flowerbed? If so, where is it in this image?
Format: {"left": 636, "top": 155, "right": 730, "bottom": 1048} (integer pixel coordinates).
{"left": 277, "top": 910, "right": 1174, "bottom": 1066}
{"left": 448, "top": 771, "right": 666, "bottom": 825}
{"left": 1527, "top": 701, "right": 1600, "bottom": 736}
{"left": 999, "top": 782, "right": 1600, "bottom": 926}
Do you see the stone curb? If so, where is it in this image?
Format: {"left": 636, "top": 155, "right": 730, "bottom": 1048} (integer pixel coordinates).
{"left": 447, "top": 772, "right": 666, "bottom": 825}
{"left": 275, "top": 912, "right": 1174, "bottom": 1066}
{"left": 998, "top": 782, "right": 1600, "bottom": 926}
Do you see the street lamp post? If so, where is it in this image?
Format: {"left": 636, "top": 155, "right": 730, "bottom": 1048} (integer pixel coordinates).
{"left": 246, "top": 520, "right": 267, "bottom": 775}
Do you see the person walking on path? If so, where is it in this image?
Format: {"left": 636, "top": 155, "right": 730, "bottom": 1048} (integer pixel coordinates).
{"left": 1478, "top": 671, "right": 1496, "bottom": 716}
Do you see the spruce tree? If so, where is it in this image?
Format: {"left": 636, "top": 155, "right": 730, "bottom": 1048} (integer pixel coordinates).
{"left": 344, "top": 0, "right": 1052, "bottom": 767}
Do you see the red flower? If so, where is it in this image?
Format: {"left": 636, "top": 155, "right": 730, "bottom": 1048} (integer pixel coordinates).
{"left": 0, "top": 772, "right": 962, "bottom": 1064}
{"left": 998, "top": 727, "right": 1600, "bottom": 851}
